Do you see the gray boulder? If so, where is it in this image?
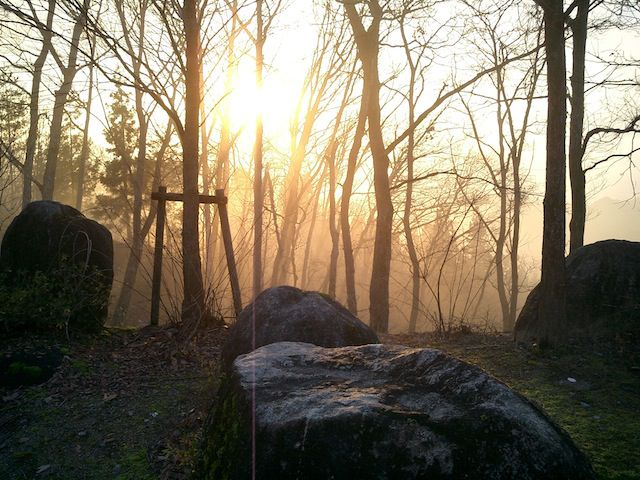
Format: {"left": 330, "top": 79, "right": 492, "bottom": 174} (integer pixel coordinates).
{"left": 516, "top": 239, "right": 640, "bottom": 341}
{"left": 221, "top": 286, "right": 379, "bottom": 368}
{"left": 0, "top": 200, "right": 113, "bottom": 331}
{"left": 199, "top": 342, "right": 595, "bottom": 480}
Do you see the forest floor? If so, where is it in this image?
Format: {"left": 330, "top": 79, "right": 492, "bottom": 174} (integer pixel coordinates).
{"left": 1, "top": 326, "right": 639, "bottom": 480}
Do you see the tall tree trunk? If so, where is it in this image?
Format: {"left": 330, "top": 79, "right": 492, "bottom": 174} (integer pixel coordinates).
{"left": 270, "top": 66, "right": 334, "bottom": 286}
{"left": 209, "top": 1, "right": 237, "bottom": 272}
{"left": 569, "top": 0, "right": 589, "bottom": 253}
{"left": 253, "top": 0, "right": 264, "bottom": 298}
{"left": 325, "top": 69, "right": 353, "bottom": 298}
{"left": 113, "top": 123, "right": 171, "bottom": 325}
{"left": 494, "top": 66, "right": 511, "bottom": 332}
{"left": 75, "top": 56, "right": 94, "bottom": 211}
{"left": 181, "top": 0, "right": 205, "bottom": 326}
{"left": 340, "top": 93, "right": 367, "bottom": 315}
{"left": 200, "top": 75, "right": 213, "bottom": 277}
{"left": 400, "top": 17, "right": 421, "bottom": 334}
{"left": 509, "top": 153, "right": 521, "bottom": 330}
{"left": 301, "top": 172, "right": 323, "bottom": 290}
{"left": 327, "top": 140, "right": 339, "bottom": 298}
{"left": 517, "top": 0, "right": 567, "bottom": 344}
{"left": 345, "top": 0, "right": 393, "bottom": 333}
{"left": 23, "top": 0, "right": 55, "bottom": 207}
{"left": 42, "top": 2, "right": 87, "bottom": 200}
{"left": 112, "top": 1, "right": 150, "bottom": 325}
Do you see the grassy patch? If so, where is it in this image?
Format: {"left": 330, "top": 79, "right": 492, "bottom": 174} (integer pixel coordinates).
{"left": 115, "top": 447, "right": 155, "bottom": 480}
{"left": 425, "top": 336, "right": 640, "bottom": 480}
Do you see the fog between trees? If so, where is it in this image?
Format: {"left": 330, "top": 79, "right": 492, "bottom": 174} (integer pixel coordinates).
{"left": 0, "top": 0, "right": 638, "bottom": 334}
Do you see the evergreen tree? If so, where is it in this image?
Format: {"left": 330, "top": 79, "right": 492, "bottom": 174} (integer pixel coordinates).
{"left": 0, "top": 80, "right": 28, "bottom": 223}
{"left": 97, "top": 85, "right": 137, "bottom": 240}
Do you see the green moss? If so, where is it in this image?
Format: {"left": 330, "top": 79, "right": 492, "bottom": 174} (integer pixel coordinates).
{"left": 59, "top": 346, "right": 72, "bottom": 356}
{"left": 70, "top": 359, "right": 90, "bottom": 375}
{"left": 438, "top": 341, "right": 640, "bottom": 480}
{"left": 196, "top": 379, "right": 250, "bottom": 480}
{"left": 8, "top": 361, "right": 42, "bottom": 380}
{"left": 114, "top": 448, "right": 155, "bottom": 480}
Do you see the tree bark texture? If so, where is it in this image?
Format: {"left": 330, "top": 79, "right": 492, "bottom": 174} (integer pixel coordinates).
{"left": 253, "top": 0, "right": 264, "bottom": 299}
{"left": 340, "top": 89, "right": 367, "bottom": 315}
{"left": 181, "top": 0, "right": 205, "bottom": 325}
{"left": 521, "top": 0, "right": 567, "bottom": 345}
{"left": 23, "top": 0, "right": 55, "bottom": 207}
{"left": 345, "top": 0, "right": 393, "bottom": 333}
{"left": 568, "top": 0, "right": 588, "bottom": 253}
{"left": 42, "top": 2, "right": 86, "bottom": 200}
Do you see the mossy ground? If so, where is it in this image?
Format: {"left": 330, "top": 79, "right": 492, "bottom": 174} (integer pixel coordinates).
{"left": 1, "top": 327, "right": 637, "bottom": 479}
{"left": 383, "top": 332, "right": 640, "bottom": 480}
{"left": 0, "top": 326, "right": 224, "bottom": 479}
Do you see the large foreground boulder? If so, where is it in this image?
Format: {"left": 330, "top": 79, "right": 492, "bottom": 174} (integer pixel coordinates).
{"left": 221, "top": 286, "right": 379, "bottom": 368}
{"left": 516, "top": 239, "right": 640, "bottom": 341}
{"left": 0, "top": 201, "right": 113, "bottom": 331}
{"left": 199, "top": 342, "right": 594, "bottom": 479}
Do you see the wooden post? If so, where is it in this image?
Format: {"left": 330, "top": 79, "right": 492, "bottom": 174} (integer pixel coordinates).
{"left": 150, "top": 186, "right": 167, "bottom": 326}
{"left": 149, "top": 186, "right": 241, "bottom": 325}
{"left": 216, "top": 188, "right": 243, "bottom": 315}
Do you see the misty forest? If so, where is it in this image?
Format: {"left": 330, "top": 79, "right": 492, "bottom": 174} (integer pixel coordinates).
{"left": 0, "top": 0, "right": 639, "bottom": 478}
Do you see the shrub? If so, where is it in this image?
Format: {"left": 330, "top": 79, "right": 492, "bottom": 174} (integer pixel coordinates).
{"left": 0, "top": 260, "right": 109, "bottom": 334}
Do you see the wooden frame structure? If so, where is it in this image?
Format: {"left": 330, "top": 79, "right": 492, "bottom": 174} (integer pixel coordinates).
{"left": 149, "top": 186, "right": 242, "bottom": 326}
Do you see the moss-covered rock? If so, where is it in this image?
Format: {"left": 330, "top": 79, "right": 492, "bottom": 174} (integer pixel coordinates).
{"left": 197, "top": 342, "right": 595, "bottom": 479}
{"left": 516, "top": 240, "right": 640, "bottom": 342}
{"left": 0, "top": 200, "right": 113, "bottom": 332}
{"left": 197, "top": 375, "right": 251, "bottom": 480}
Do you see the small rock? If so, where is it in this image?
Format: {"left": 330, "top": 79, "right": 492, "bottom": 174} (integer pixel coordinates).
{"left": 580, "top": 402, "right": 591, "bottom": 408}
{"left": 567, "top": 377, "right": 577, "bottom": 383}
{"left": 36, "top": 464, "right": 51, "bottom": 474}
{"left": 113, "top": 464, "right": 121, "bottom": 475}
{"left": 103, "top": 392, "right": 117, "bottom": 402}
{"left": 77, "top": 431, "right": 87, "bottom": 437}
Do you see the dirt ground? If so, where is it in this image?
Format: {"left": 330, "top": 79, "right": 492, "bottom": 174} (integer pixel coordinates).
{"left": 1, "top": 327, "right": 639, "bottom": 479}
{"left": 0, "top": 325, "right": 226, "bottom": 480}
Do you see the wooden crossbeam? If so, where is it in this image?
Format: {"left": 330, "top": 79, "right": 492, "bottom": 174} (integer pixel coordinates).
{"left": 150, "top": 191, "right": 227, "bottom": 205}
{"left": 150, "top": 185, "right": 242, "bottom": 326}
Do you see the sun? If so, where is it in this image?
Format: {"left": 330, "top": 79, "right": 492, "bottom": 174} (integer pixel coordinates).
{"left": 225, "top": 72, "right": 298, "bottom": 137}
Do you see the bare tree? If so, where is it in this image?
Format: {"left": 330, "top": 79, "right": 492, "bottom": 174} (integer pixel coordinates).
{"left": 252, "top": 0, "right": 265, "bottom": 299}
{"left": 270, "top": 7, "right": 350, "bottom": 287}
{"left": 111, "top": 0, "right": 152, "bottom": 324}
{"left": 21, "top": 0, "right": 55, "bottom": 207}
{"left": 459, "top": 1, "right": 544, "bottom": 332}
{"left": 41, "top": 0, "right": 89, "bottom": 200}
{"left": 398, "top": 5, "right": 426, "bottom": 333}
{"left": 344, "top": 0, "right": 394, "bottom": 333}
{"left": 516, "top": 0, "right": 567, "bottom": 345}
{"left": 568, "top": 0, "right": 589, "bottom": 253}
{"left": 75, "top": 30, "right": 96, "bottom": 211}
{"left": 340, "top": 64, "right": 367, "bottom": 315}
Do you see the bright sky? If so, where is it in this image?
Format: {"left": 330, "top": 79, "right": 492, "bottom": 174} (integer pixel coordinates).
{"left": 80, "top": 0, "right": 639, "bottom": 208}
